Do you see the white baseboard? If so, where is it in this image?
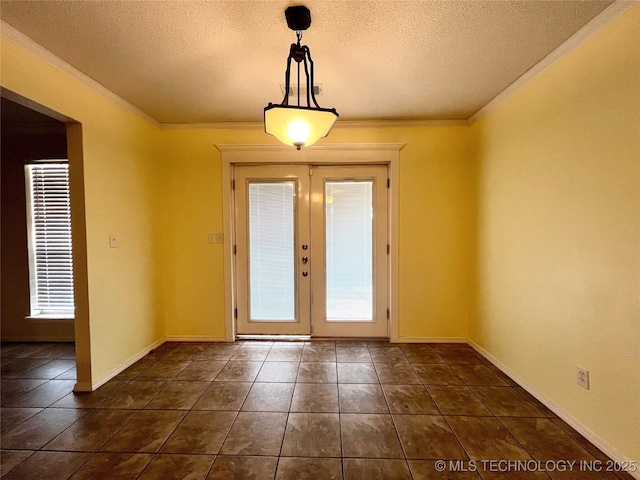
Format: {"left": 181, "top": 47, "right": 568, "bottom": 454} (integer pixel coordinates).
{"left": 165, "top": 335, "right": 227, "bottom": 342}
{"left": 74, "top": 337, "right": 166, "bottom": 392}
{"left": 73, "top": 381, "right": 93, "bottom": 392}
{"left": 468, "top": 340, "right": 640, "bottom": 479}
{"left": 397, "top": 336, "right": 467, "bottom": 343}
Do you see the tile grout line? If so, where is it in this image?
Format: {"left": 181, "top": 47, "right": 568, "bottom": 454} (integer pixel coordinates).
{"left": 36, "top": 343, "right": 196, "bottom": 477}
{"left": 1, "top": 340, "right": 626, "bottom": 479}
{"left": 375, "top": 344, "right": 415, "bottom": 477}
{"left": 135, "top": 344, "right": 230, "bottom": 479}
{"left": 403, "top": 345, "right": 450, "bottom": 478}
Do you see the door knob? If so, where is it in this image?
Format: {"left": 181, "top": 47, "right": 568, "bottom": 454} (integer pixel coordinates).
{"left": 302, "top": 271, "right": 308, "bottom": 277}
{"left": 302, "top": 256, "right": 308, "bottom": 264}
{"left": 301, "top": 244, "right": 308, "bottom": 250}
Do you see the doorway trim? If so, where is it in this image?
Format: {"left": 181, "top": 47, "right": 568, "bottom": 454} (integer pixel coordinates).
{"left": 1, "top": 88, "right": 92, "bottom": 391}
{"left": 217, "top": 143, "right": 404, "bottom": 343}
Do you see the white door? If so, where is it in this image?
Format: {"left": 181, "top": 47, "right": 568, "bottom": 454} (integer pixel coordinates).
{"left": 234, "top": 164, "right": 388, "bottom": 337}
{"left": 235, "top": 165, "right": 311, "bottom": 335}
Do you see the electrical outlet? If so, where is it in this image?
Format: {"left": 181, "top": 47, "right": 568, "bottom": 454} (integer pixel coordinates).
{"left": 109, "top": 233, "right": 119, "bottom": 248}
{"left": 208, "top": 234, "right": 215, "bottom": 244}
{"left": 577, "top": 367, "right": 589, "bottom": 390}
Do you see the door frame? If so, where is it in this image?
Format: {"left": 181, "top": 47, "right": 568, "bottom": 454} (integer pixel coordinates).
{"left": 217, "top": 143, "right": 404, "bottom": 342}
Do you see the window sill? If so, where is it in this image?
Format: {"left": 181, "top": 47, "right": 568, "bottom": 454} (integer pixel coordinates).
{"left": 25, "top": 315, "right": 75, "bottom": 321}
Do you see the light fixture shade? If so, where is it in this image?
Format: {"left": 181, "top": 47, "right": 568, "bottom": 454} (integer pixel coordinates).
{"left": 264, "top": 104, "right": 338, "bottom": 149}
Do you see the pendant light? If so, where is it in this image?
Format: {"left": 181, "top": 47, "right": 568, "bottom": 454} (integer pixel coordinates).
{"left": 264, "top": 6, "right": 339, "bottom": 150}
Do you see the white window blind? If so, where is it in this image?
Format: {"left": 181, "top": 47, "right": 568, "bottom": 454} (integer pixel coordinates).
{"left": 25, "top": 163, "right": 75, "bottom": 317}
{"left": 248, "top": 182, "right": 296, "bottom": 321}
{"left": 325, "top": 181, "right": 373, "bottom": 320}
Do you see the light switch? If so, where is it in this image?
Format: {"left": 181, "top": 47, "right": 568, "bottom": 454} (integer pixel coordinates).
{"left": 109, "top": 233, "right": 119, "bottom": 248}
{"left": 215, "top": 233, "right": 224, "bottom": 244}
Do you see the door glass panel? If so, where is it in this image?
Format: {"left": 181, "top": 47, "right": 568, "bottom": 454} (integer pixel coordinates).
{"left": 248, "top": 182, "right": 295, "bottom": 321}
{"left": 325, "top": 181, "right": 373, "bottom": 320}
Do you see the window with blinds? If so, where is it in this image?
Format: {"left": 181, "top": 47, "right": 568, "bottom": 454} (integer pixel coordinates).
{"left": 25, "top": 162, "right": 75, "bottom": 317}
{"left": 248, "top": 182, "right": 296, "bottom": 321}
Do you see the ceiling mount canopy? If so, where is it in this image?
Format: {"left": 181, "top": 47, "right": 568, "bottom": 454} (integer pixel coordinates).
{"left": 264, "top": 5, "right": 339, "bottom": 150}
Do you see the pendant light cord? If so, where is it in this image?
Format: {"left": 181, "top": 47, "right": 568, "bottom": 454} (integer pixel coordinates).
{"left": 296, "top": 30, "right": 302, "bottom": 107}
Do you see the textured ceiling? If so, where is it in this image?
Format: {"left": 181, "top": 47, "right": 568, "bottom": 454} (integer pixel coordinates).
{"left": 0, "top": 1, "right": 613, "bottom": 123}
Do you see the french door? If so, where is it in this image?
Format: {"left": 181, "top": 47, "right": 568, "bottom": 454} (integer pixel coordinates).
{"left": 234, "top": 164, "right": 388, "bottom": 337}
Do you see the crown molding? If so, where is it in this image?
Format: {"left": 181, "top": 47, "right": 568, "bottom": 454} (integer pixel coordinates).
{"left": 1, "top": 20, "right": 160, "bottom": 127}
{"left": 468, "top": 0, "right": 637, "bottom": 124}
{"left": 214, "top": 143, "right": 406, "bottom": 153}
{"left": 338, "top": 119, "right": 468, "bottom": 128}
{"left": 160, "top": 118, "right": 468, "bottom": 130}
{"left": 161, "top": 122, "right": 264, "bottom": 130}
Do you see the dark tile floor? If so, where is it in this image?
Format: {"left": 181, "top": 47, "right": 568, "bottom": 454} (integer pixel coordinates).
{"left": 0, "top": 341, "right": 632, "bottom": 479}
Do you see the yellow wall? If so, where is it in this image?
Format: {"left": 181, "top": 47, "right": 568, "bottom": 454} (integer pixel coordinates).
{"left": 160, "top": 126, "right": 474, "bottom": 340}
{"left": 469, "top": 5, "right": 639, "bottom": 463}
{"left": 1, "top": 37, "right": 165, "bottom": 383}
